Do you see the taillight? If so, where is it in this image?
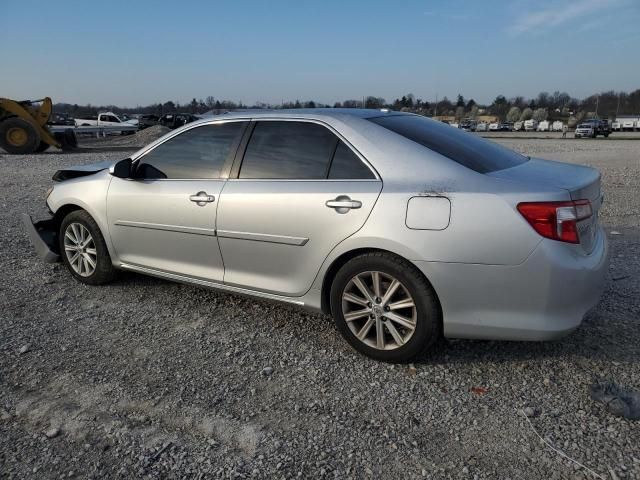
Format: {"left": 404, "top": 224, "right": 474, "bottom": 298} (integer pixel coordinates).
{"left": 517, "top": 200, "right": 592, "bottom": 244}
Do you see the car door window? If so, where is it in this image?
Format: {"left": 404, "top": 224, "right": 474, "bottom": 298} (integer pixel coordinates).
{"left": 136, "top": 122, "right": 246, "bottom": 179}
{"left": 239, "top": 121, "right": 337, "bottom": 179}
{"left": 328, "top": 141, "right": 375, "bottom": 179}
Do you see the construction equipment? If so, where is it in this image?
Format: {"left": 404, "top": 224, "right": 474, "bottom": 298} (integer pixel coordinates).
{"left": 0, "top": 97, "right": 77, "bottom": 154}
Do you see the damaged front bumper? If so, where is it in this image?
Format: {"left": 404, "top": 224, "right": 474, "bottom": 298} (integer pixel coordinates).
{"left": 21, "top": 213, "right": 60, "bottom": 263}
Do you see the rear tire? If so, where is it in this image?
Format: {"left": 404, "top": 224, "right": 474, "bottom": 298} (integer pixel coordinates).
{"left": 330, "top": 252, "right": 441, "bottom": 362}
{"left": 59, "top": 210, "right": 117, "bottom": 285}
{"left": 0, "top": 117, "right": 41, "bottom": 154}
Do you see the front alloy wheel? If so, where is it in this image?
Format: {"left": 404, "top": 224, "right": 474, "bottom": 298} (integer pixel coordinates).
{"left": 63, "top": 222, "right": 97, "bottom": 277}
{"left": 58, "top": 209, "right": 117, "bottom": 285}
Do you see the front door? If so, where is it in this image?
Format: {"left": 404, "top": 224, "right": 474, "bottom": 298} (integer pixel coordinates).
{"left": 106, "top": 120, "right": 248, "bottom": 281}
{"left": 217, "top": 120, "right": 382, "bottom": 296}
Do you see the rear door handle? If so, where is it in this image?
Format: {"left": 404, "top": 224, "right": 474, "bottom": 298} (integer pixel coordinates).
{"left": 326, "top": 195, "right": 362, "bottom": 213}
{"left": 189, "top": 191, "right": 215, "bottom": 206}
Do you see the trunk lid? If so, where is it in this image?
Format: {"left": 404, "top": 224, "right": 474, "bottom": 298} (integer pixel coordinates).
{"left": 488, "top": 157, "right": 602, "bottom": 253}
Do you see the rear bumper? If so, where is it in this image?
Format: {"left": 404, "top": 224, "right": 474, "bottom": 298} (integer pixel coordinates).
{"left": 414, "top": 228, "right": 609, "bottom": 341}
{"left": 21, "top": 213, "right": 60, "bottom": 263}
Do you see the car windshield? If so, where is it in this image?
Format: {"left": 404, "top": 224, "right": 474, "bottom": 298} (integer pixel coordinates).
{"left": 368, "top": 114, "right": 528, "bottom": 173}
{"left": 578, "top": 124, "right": 591, "bottom": 128}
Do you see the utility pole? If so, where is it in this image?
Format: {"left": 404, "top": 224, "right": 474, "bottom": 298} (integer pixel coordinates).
{"left": 434, "top": 93, "right": 438, "bottom": 117}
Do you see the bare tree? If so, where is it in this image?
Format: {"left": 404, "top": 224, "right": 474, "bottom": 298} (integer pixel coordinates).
{"left": 469, "top": 105, "right": 479, "bottom": 119}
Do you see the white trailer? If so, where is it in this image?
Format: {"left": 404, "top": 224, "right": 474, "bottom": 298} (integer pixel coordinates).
{"left": 524, "top": 119, "right": 538, "bottom": 131}
{"left": 552, "top": 121, "right": 564, "bottom": 131}
{"left": 537, "top": 121, "right": 550, "bottom": 132}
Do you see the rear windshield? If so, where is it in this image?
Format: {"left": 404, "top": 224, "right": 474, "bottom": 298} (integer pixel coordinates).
{"left": 369, "top": 115, "right": 528, "bottom": 173}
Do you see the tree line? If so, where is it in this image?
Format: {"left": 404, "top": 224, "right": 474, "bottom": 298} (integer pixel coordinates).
{"left": 54, "top": 89, "right": 640, "bottom": 124}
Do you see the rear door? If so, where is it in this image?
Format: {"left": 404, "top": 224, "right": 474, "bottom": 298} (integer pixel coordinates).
{"left": 216, "top": 120, "right": 382, "bottom": 296}
{"left": 107, "top": 120, "right": 247, "bottom": 280}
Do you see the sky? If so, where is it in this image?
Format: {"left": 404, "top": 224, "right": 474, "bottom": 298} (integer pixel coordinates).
{"left": 1, "top": 0, "right": 639, "bottom": 107}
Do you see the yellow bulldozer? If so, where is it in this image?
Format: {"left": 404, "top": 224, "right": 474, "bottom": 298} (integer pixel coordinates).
{"left": 0, "top": 97, "right": 77, "bottom": 154}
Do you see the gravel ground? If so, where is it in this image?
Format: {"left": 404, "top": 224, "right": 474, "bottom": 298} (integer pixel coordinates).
{"left": 1, "top": 137, "right": 639, "bottom": 479}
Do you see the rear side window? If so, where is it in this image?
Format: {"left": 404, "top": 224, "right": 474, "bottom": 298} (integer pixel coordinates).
{"left": 328, "top": 141, "right": 375, "bottom": 179}
{"left": 240, "top": 121, "right": 336, "bottom": 179}
{"left": 136, "top": 122, "right": 246, "bottom": 179}
{"left": 369, "top": 115, "right": 528, "bottom": 173}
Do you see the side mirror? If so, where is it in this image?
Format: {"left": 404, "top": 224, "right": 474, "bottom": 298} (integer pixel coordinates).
{"left": 111, "top": 158, "right": 133, "bottom": 178}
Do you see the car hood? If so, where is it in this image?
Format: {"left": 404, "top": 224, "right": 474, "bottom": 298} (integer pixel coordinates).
{"left": 52, "top": 160, "right": 115, "bottom": 182}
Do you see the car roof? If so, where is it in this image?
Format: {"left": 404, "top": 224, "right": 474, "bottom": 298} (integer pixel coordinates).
{"left": 205, "top": 108, "right": 407, "bottom": 121}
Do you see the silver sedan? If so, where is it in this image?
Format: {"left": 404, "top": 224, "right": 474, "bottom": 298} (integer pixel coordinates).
{"left": 23, "top": 109, "right": 608, "bottom": 361}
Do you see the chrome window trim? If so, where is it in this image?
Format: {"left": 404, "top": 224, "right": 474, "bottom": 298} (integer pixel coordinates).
{"left": 129, "top": 116, "right": 380, "bottom": 182}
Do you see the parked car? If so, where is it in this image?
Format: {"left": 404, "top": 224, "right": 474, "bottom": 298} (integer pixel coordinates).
{"left": 524, "top": 120, "right": 538, "bottom": 131}
{"left": 138, "top": 114, "right": 160, "bottom": 130}
{"left": 159, "top": 113, "right": 198, "bottom": 130}
{"left": 513, "top": 121, "right": 524, "bottom": 131}
{"left": 499, "top": 123, "right": 513, "bottom": 131}
{"left": 488, "top": 122, "right": 500, "bottom": 131}
{"left": 574, "top": 123, "right": 596, "bottom": 138}
{"left": 475, "top": 122, "right": 488, "bottom": 132}
{"left": 47, "top": 113, "right": 75, "bottom": 126}
{"left": 449, "top": 123, "right": 459, "bottom": 129}
{"left": 459, "top": 121, "right": 475, "bottom": 132}
{"left": 23, "top": 110, "right": 608, "bottom": 362}
{"left": 552, "top": 121, "right": 564, "bottom": 132}
{"left": 582, "top": 119, "right": 611, "bottom": 137}
{"left": 75, "top": 112, "right": 138, "bottom": 128}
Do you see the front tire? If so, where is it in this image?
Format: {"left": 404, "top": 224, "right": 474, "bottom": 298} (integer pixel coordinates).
{"left": 330, "top": 252, "right": 441, "bottom": 362}
{"left": 59, "top": 210, "right": 117, "bottom": 285}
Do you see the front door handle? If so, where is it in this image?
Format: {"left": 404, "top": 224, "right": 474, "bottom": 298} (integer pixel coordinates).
{"left": 326, "top": 195, "right": 362, "bottom": 214}
{"left": 189, "top": 191, "right": 215, "bottom": 206}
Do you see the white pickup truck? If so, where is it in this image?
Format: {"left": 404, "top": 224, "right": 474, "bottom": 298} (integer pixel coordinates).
{"left": 74, "top": 112, "right": 138, "bottom": 132}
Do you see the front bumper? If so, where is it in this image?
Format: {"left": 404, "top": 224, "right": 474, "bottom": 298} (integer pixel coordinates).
{"left": 414, "top": 228, "right": 609, "bottom": 341}
{"left": 21, "top": 213, "right": 60, "bottom": 263}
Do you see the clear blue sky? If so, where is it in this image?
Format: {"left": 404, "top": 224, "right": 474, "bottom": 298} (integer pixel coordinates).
{"left": 1, "top": 0, "right": 638, "bottom": 106}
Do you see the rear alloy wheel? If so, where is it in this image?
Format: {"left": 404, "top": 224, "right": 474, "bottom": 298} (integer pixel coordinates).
{"left": 341, "top": 271, "right": 417, "bottom": 350}
{"left": 59, "top": 210, "right": 117, "bottom": 285}
{"left": 331, "top": 252, "right": 441, "bottom": 362}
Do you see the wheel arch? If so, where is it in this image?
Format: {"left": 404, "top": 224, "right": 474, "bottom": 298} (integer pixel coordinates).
{"left": 51, "top": 203, "right": 117, "bottom": 261}
{"left": 320, "top": 247, "right": 443, "bottom": 318}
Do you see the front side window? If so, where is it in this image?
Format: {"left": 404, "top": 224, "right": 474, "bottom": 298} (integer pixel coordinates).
{"left": 136, "top": 122, "right": 246, "bottom": 179}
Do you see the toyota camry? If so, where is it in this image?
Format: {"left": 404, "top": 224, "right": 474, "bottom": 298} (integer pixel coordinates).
{"left": 23, "top": 109, "right": 608, "bottom": 361}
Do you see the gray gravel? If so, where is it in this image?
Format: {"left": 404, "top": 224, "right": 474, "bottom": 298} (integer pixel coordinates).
{"left": 1, "top": 136, "right": 639, "bottom": 479}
